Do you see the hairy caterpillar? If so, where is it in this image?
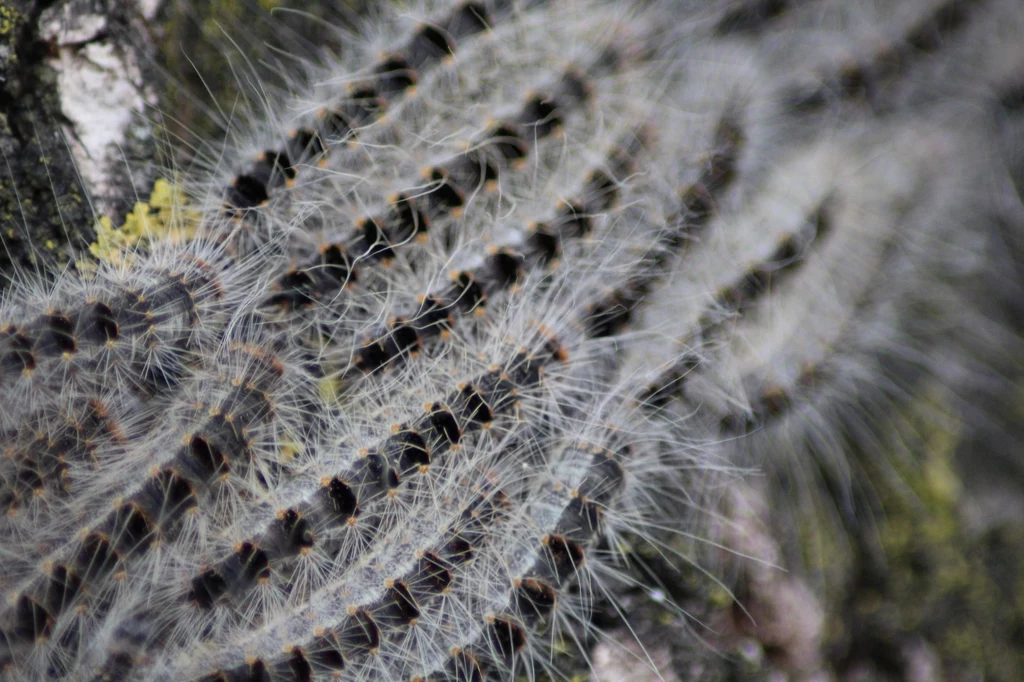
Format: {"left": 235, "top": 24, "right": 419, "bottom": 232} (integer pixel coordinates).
{"left": 1, "top": 0, "right": 1023, "bottom": 680}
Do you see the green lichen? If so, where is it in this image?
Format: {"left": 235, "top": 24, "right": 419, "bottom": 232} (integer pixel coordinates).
{"left": 818, "top": 389, "right": 1024, "bottom": 680}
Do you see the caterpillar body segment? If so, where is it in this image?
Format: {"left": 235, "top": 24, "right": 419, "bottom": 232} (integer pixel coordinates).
{"left": 755, "top": 0, "right": 995, "bottom": 113}
{"left": 0, "top": 324, "right": 325, "bottom": 678}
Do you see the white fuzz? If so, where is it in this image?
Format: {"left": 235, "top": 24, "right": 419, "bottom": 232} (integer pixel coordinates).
{"left": 1, "top": 0, "right": 1022, "bottom": 680}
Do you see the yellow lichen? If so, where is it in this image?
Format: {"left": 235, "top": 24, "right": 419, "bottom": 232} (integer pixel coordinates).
{"left": 89, "top": 178, "right": 200, "bottom": 265}
{"left": 279, "top": 439, "right": 302, "bottom": 463}
{"left": 319, "top": 374, "right": 342, "bottom": 406}
{"left": 0, "top": 5, "right": 19, "bottom": 38}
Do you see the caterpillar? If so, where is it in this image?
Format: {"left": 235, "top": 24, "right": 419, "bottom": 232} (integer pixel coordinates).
{"left": 1, "top": 0, "right": 1022, "bottom": 680}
